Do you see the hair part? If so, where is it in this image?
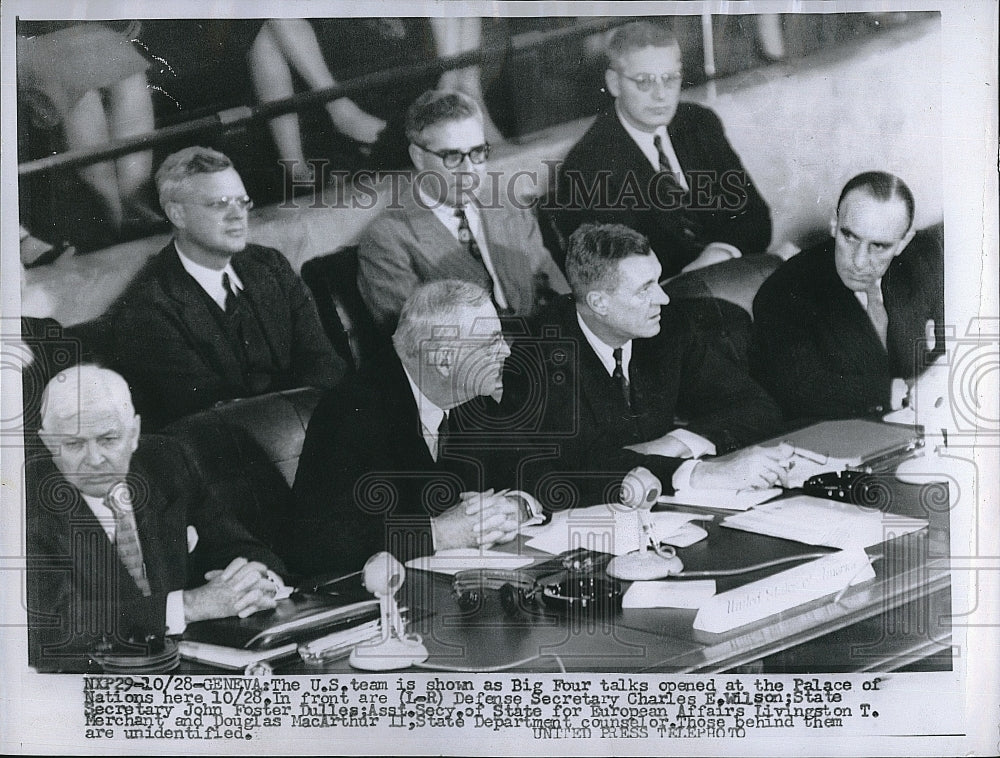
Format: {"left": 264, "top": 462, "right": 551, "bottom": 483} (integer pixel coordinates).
{"left": 405, "top": 89, "right": 482, "bottom": 144}
{"left": 565, "top": 223, "right": 653, "bottom": 296}
{"left": 837, "top": 171, "right": 916, "bottom": 228}
{"left": 393, "top": 280, "right": 491, "bottom": 361}
{"left": 606, "top": 20, "right": 679, "bottom": 69}
{"left": 155, "top": 146, "right": 234, "bottom": 209}
{"left": 39, "top": 364, "right": 136, "bottom": 433}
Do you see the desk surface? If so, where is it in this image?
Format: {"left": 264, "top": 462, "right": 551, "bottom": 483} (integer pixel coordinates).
{"left": 256, "top": 477, "right": 952, "bottom": 675}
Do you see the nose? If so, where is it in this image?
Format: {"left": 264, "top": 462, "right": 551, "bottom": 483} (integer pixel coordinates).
{"left": 83, "top": 441, "right": 105, "bottom": 467}
{"left": 653, "top": 284, "right": 671, "bottom": 306}
{"left": 225, "top": 201, "right": 247, "bottom": 219}
{"left": 498, "top": 337, "right": 512, "bottom": 359}
{"left": 851, "top": 241, "right": 872, "bottom": 269}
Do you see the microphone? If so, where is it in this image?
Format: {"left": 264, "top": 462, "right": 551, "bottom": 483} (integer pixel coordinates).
{"left": 606, "top": 468, "right": 685, "bottom": 581}
{"left": 348, "top": 552, "right": 428, "bottom": 671}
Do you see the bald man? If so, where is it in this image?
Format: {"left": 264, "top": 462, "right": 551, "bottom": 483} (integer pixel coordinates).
{"left": 27, "top": 365, "right": 287, "bottom": 672}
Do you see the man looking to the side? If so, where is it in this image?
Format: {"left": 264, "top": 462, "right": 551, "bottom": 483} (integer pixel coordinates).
{"left": 554, "top": 21, "right": 772, "bottom": 277}
{"left": 357, "top": 89, "right": 569, "bottom": 333}
{"left": 27, "top": 365, "right": 285, "bottom": 672}
{"left": 108, "top": 146, "right": 345, "bottom": 429}
{"left": 505, "top": 222, "right": 789, "bottom": 507}
{"left": 751, "top": 171, "right": 944, "bottom": 422}
{"left": 290, "top": 280, "right": 524, "bottom": 577}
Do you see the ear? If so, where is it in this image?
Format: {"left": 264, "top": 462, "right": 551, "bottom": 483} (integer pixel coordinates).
{"left": 432, "top": 347, "right": 455, "bottom": 378}
{"left": 585, "top": 289, "right": 609, "bottom": 316}
{"left": 604, "top": 68, "right": 621, "bottom": 99}
{"left": 164, "top": 201, "right": 185, "bottom": 229}
{"left": 829, "top": 216, "right": 838, "bottom": 238}
{"left": 895, "top": 227, "right": 917, "bottom": 256}
{"left": 38, "top": 428, "right": 58, "bottom": 458}
{"left": 408, "top": 143, "right": 425, "bottom": 171}
{"left": 129, "top": 415, "right": 141, "bottom": 452}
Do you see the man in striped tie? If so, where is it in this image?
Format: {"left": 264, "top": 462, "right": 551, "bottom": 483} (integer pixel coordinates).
{"left": 27, "top": 365, "right": 286, "bottom": 672}
{"left": 357, "top": 89, "right": 569, "bottom": 333}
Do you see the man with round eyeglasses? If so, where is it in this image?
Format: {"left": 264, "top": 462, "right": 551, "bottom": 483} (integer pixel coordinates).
{"left": 554, "top": 20, "right": 772, "bottom": 277}
{"left": 107, "top": 146, "right": 345, "bottom": 429}
{"left": 357, "top": 88, "right": 569, "bottom": 333}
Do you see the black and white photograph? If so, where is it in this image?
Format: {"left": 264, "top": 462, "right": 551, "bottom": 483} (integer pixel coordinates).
{"left": 2, "top": 0, "right": 997, "bottom": 755}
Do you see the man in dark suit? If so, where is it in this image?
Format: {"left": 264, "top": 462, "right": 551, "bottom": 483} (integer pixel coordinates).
{"left": 505, "top": 223, "right": 789, "bottom": 508}
{"left": 290, "top": 280, "right": 524, "bottom": 577}
{"left": 552, "top": 21, "right": 772, "bottom": 277}
{"left": 751, "top": 171, "right": 944, "bottom": 422}
{"left": 107, "top": 146, "right": 345, "bottom": 429}
{"left": 357, "top": 89, "right": 569, "bottom": 333}
{"left": 27, "top": 365, "right": 286, "bottom": 672}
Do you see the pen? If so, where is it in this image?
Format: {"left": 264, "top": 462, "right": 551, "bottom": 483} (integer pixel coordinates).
{"left": 784, "top": 444, "right": 829, "bottom": 464}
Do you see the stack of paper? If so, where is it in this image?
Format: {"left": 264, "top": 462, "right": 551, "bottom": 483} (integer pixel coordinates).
{"left": 523, "top": 504, "right": 713, "bottom": 556}
{"left": 659, "top": 487, "right": 782, "bottom": 511}
{"left": 721, "top": 495, "right": 928, "bottom": 549}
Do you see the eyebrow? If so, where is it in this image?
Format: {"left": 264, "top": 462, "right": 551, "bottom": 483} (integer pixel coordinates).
{"left": 839, "top": 224, "right": 900, "bottom": 247}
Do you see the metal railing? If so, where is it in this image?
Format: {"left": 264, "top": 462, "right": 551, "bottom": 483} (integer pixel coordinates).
{"left": 18, "top": 17, "right": 630, "bottom": 178}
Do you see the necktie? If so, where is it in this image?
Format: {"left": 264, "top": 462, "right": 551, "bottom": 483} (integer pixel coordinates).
{"left": 222, "top": 272, "right": 238, "bottom": 314}
{"left": 435, "top": 411, "right": 450, "bottom": 462}
{"left": 454, "top": 207, "right": 483, "bottom": 262}
{"left": 866, "top": 284, "right": 889, "bottom": 349}
{"left": 105, "top": 482, "right": 152, "bottom": 597}
{"left": 653, "top": 133, "right": 682, "bottom": 189}
{"left": 612, "top": 347, "right": 631, "bottom": 411}
{"left": 454, "top": 206, "right": 509, "bottom": 313}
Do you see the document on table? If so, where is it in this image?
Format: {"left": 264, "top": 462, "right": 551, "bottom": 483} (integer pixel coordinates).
{"left": 720, "top": 495, "right": 928, "bottom": 549}
{"left": 659, "top": 487, "right": 782, "bottom": 511}
{"left": 405, "top": 549, "right": 536, "bottom": 575}
{"left": 523, "top": 504, "right": 713, "bottom": 556}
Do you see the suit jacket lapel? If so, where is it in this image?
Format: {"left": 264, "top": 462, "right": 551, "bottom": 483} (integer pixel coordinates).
{"left": 403, "top": 191, "right": 490, "bottom": 283}
{"left": 127, "top": 465, "right": 169, "bottom": 596}
{"left": 821, "top": 252, "right": 891, "bottom": 371}
{"left": 159, "top": 243, "right": 245, "bottom": 386}
{"left": 382, "top": 354, "right": 437, "bottom": 470}
{"left": 562, "top": 304, "right": 631, "bottom": 431}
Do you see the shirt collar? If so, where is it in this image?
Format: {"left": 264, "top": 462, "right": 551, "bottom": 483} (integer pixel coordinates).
{"left": 853, "top": 278, "right": 884, "bottom": 307}
{"left": 417, "top": 185, "right": 481, "bottom": 232}
{"left": 576, "top": 311, "right": 632, "bottom": 379}
{"left": 401, "top": 363, "right": 446, "bottom": 440}
{"left": 175, "top": 242, "right": 243, "bottom": 297}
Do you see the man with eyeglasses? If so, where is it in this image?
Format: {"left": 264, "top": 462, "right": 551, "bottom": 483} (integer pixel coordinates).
{"left": 751, "top": 171, "right": 944, "bottom": 422}
{"left": 107, "top": 146, "right": 345, "bottom": 429}
{"left": 357, "top": 89, "right": 569, "bottom": 333}
{"left": 554, "top": 21, "right": 772, "bottom": 277}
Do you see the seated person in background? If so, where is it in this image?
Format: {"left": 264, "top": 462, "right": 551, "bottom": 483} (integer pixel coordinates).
{"left": 357, "top": 89, "right": 569, "bottom": 333}
{"left": 27, "top": 366, "right": 287, "bottom": 672}
{"left": 553, "top": 20, "right": 772, "bottom": 277}
{"left": 504, "top": 223, "right": 788, "bottom": 508}
{"left": 108, "top": 146, "right": 345, "bottom": 429}
{"left": 290, "top": 280, "right": 522, "bottom": 577}
{"left": 751, "top": 171, "right": 944, "bottom": 422}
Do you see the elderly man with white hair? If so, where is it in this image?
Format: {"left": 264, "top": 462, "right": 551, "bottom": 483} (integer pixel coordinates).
{"left": 291, "top": 279, "right": 526, "bottom": 577}
{"left": 26, "top": 364, "right": 287, "bottom": 672}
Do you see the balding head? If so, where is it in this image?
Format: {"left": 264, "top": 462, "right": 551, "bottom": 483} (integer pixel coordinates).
{"left": 38, "top": 366, "right": 141, "bottom": 498}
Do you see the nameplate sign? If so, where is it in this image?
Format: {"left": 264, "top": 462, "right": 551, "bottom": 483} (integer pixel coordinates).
{"left": 692, "top": 548, "right": 875, "bottom": 634}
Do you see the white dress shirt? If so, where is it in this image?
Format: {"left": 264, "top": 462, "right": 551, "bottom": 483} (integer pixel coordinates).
{"left": 418, "top": 188, "right": 509, "bottom": 309}
{"left": 614, "top": 106, "right": 742, "bottom": 261}
{"left": 175, "top": 243, "right": 243, "bottom": 311}
{"left": 576, "top": 313, "right": 715, "bottom": 489}
{"left": 401, "top": 364, "right": 448, "bottom": 462}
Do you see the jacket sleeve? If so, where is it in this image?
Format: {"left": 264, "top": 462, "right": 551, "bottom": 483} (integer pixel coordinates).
{"left": 290, "top": 392, "right": 433, "bottom": 577}
{"left": 270, "top": 250, "right": 347, "bottom": 390}
{"left": 750, "top": 275, "right": 890, "bottom": 421}
{"left": 356, "top": 213, "right": 424, "bottom": 334}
